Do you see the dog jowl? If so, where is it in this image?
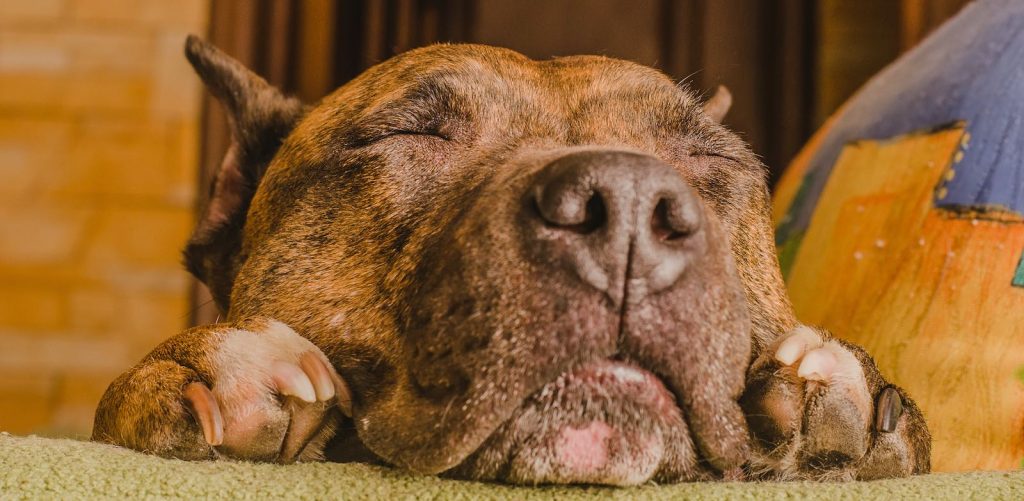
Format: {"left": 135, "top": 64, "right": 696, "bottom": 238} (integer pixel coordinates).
{"left": 92, "top": 36, "right": 930, "bottom": 485}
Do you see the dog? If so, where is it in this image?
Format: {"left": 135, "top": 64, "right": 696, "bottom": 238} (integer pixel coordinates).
{"left": 91, "top": 36, "right": 930, "bottom": 485}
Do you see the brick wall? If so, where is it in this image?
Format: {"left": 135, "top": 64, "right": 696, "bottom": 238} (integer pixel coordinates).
{"left": 0, "top": 0, "right": 209, "bottom": 437}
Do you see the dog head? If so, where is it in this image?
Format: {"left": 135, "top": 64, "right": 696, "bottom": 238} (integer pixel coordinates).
{"left": 184, "top": 37, "right": 795, "bottom": 484}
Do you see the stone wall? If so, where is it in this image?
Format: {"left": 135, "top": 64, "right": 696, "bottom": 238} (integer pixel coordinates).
{"left": 0, "top": 0, "right": 208, "bottom": 437}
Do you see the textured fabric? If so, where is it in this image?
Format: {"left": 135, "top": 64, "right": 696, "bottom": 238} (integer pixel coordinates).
{"left": 1, "top": 434, "right": 1021, "bottom": 500}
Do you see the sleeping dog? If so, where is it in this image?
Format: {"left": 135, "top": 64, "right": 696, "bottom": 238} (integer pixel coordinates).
{"left": 92, "top": 36, "right": 930, "bottom": 485}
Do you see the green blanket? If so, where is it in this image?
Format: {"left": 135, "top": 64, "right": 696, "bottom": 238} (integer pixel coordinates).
{"left": 1, "top": 433, "right": 1020, "bottom": 500}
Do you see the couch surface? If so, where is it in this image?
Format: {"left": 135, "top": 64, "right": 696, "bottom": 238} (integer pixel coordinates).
{"left": 1, "top": 433, "right": 1021, "bottom": 500}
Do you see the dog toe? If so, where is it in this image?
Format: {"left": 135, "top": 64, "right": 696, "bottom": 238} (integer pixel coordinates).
{"left": 773, "top": 326, "right": 822, "bottom": 366}
{"left": 796, "top": 348, "right": 838, "bottom": 382}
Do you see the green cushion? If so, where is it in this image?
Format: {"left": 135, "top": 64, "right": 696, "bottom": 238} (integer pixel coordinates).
{"left": 1, "top": 433, "right": 1020, "bottom": 500}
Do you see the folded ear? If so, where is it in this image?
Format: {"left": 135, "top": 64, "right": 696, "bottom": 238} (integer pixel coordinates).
{"left": 183, "top": 35, "right": 306, "bottom": 312}
{"left": 702, "top": 85, "right": 732, "bottom": 123}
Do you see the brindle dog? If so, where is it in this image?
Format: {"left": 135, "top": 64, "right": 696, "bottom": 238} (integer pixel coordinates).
{"left": 92, "top": 36, "right": 929, "bottom": 485}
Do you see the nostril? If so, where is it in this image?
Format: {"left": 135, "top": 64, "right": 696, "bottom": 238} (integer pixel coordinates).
{"left": 651, "top": 199, "right": 684, "bottom": 241}
{"left": 651, "top": 198, "right": 697, "bottom": 241}
{"left": 535, "top": 191, "right": 607, "bottom": 235}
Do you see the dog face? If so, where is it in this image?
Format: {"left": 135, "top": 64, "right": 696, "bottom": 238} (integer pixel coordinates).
{"left": 185, "top": 41, "right": 800, "bottom": 484}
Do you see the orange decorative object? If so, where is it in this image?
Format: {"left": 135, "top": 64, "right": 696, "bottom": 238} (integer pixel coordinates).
{"left": 775, "top": 0, "right": 1024, "bottom": 472}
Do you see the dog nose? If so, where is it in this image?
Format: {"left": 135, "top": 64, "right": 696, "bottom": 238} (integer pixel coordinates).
{"left": 528, "top": 150, "right": 706, "bottom": 306}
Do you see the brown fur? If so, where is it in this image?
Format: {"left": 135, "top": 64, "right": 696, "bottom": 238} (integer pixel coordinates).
{"left": 92, "top": 37, "right": 929, "bottom": 485}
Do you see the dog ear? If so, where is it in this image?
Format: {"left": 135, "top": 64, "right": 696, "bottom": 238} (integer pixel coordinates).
{"left": 702, "top": 85, "right": 732, "bottom": 123}
{"left": 183, "top": 35, "right": 306, "bottom": 312}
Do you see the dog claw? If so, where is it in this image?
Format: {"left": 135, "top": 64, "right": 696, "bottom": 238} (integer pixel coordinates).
{"left": 183, "top": 382, "right": 224, "bottom": 446}
{"left": 875, "top": 387, "right": 903, "bottom": 433}
{"left": 299, "top": 352, "right": 336, "bottom": 402}
{"left": 272, "top": 361, "right": 318, "bottom": 403}
{"left": 330, "top": 367, "right": 353, "bottom": 417}
{"left": 796, "top": 348, "right": 837, "bottom": 382}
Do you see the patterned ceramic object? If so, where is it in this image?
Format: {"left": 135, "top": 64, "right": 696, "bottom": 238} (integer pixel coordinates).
{"left": 773, "top": 0, "right": 1024, "bottom": 471}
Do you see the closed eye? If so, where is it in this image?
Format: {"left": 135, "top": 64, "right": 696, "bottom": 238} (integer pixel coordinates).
{"left": 351, "top": 129, "right": 451, "bottom": 147}
{"left": 382, "top": 130, "right": 450, "bottom": 140}
{"left": 690, "top": 151, "right": 740, "bottom": 163}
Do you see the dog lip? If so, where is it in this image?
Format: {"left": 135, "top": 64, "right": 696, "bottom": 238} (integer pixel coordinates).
{"left": 559, "top": 359, "right": 679, "bottom": 414}
{"left": 596, "top": 362, "right": 649, "bottom": 384}
{"left": 564, "top": 359, "right": 664, "bottom": 388}
{"left": 486, "top": 358, "right": 679, "bottom": 484}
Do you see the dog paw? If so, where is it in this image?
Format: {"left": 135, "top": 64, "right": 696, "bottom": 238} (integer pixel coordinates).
{"left": 774, "top": 327, "right": 875, "bottom": 467}
{"left": 93, "top": 318, "right": 350, "bottom": 463}
{"left": 194, "top": 319, "right": 351, "bottom": 462}
{"left": 740, "top": 325, "right": 931, "bottom": 480}
{"left": 742, "top": 326, "right": 875, "bottom": 474}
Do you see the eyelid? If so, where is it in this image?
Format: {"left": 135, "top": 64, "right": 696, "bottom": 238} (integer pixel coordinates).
{"left": 690, "top": 151, "right": 737, "bottom": 162}
{"left": 387, "top": 129, "right": 449, "bottom": 139}
{"left": 353, "top": 128, "right": 449, "bottom": 146}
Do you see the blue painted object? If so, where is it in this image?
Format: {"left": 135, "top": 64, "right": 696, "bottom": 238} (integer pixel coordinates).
{"left": 777, "top": 0, "right": 1024, "bottom": 247}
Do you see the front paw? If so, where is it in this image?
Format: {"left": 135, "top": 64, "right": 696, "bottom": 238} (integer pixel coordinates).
{"left": 740, "top": 326, "right": 928, "bottom": 479}
{"left": 93, "top": 318, "right": 351, "bottom": 463}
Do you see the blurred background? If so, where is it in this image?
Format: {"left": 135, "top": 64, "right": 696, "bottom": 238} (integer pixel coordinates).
{"left": 0, "top": 0, "right": 969, "bottom": 438}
